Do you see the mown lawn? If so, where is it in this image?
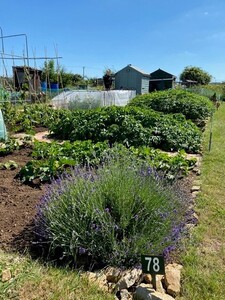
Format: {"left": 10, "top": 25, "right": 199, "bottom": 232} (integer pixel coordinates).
{"left": 179, "top": 103, "right": 225, "bottom": 299}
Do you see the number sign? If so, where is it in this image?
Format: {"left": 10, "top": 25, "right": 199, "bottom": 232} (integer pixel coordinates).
{"left": 141, "top": 255, "right": 165, "bottom": 275}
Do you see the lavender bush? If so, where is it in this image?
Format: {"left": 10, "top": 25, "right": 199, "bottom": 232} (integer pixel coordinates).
{"left": 35, "top": 156, "right": 190, "bottom": 269}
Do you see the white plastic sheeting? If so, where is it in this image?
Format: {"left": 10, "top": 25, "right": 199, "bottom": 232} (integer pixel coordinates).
{"left": 0, "top": 109, "right": 7, "bottom": 140}
{"left": 51, "top": 90, "right": 136, "bottom": 109}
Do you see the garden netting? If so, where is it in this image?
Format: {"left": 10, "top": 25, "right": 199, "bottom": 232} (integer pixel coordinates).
{"left": 51, "top": 90, "right": 136, "bottom": 109}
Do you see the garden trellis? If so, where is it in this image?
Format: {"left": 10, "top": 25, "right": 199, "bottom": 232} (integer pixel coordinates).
{"left": 0, "top": 27, "right": 62, "bottom": 102}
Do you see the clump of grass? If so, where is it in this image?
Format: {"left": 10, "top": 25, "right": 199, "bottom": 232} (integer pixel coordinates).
{"left": 0, "top": 251, "right": 113, "bottom": 300}
{"left": 35, "top": 155, "right": 191, "bottom": 269}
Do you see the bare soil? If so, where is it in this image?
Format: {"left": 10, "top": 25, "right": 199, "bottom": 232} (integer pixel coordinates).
{"left": 0, "top": 147, "right": 48, "bottom": 252}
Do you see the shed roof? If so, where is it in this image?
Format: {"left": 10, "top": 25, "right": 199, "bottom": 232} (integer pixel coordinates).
{"left": 150, "top": 68, "right": 176, "bottom": 80}
{"left": 12, "top": 66, "right": 42, "bottom": 73}
{"left": 116, "top": 64, "right": 150, "bottom": 77}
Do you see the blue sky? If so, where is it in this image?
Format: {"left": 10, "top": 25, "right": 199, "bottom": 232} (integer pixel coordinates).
{"left": 1, "top": 0, "right": 225, "bottom": 81}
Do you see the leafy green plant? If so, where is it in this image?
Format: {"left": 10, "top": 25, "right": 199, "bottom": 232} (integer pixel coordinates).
{"left": 128, "top": 89, "right": 214, "bottom": 125}
{"left": 0, "top": 160, "right": 18, "bottom": 170}
{"left": 130, "top": 147, "right": 196, "bottom": 180}
{"left": 17, "top": 141, "right": 196, "bottom": 183}
{"left": 0, "top": 138, "right": 20, "bottom": 156}
{"left": 0, "top": 87, "right": 10, "bottom": 102}
{"left": 1, "top": 102, "right": 60, "bottom": 134}
{"left": 49, "top": 106, "right": 202, "bottom": 153}
{"left": 35, "top": 155, "right": 191, "bottom": 268}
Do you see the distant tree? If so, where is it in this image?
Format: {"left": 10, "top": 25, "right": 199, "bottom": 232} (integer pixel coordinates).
{"left": 180, "top": 66, "right": 212, "bottom": 85}
{"left": 41, "top": 60, "right": 87, "bottom": 88}
{"left": 41, "top": 60, "right": 58, "bottom": 87}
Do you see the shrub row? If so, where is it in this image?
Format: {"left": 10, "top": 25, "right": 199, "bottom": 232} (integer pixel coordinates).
{"left": 1, "top": 102, "right": 60, "bottom": 133}
{"left": 128, "top": 89, "right": 214, "bottom": 125}
{"left": 1, "top": 101, "right": 203, "bottom": 153}
{"left": 49, "top": 106, "right": 202, "bottom": 153}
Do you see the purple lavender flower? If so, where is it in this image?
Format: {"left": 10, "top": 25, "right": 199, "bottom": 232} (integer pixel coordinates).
{"left": 78, "top": 247, "right": 87, "bottom": 255}
{"left": 134, "top": 214, "right": 139, "bottom": 221}
{"left": 163, "top": 245, "right": 176, "bottom": 260}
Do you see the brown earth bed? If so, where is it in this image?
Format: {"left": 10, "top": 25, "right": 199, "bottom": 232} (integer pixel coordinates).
{"left": 0, "top": 147, "right": 47, "bottom": 252}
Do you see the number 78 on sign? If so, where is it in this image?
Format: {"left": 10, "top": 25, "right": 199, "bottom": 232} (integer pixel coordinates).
{"left": 141, "top": 255, "right": 165, "bottom": 275}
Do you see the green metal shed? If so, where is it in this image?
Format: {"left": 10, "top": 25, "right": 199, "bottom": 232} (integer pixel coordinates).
{"left": 149, "top": 68, "right": 176, "bottom": 92}
{"left": 115, "top": 64, "right": 150, "bottom": 94}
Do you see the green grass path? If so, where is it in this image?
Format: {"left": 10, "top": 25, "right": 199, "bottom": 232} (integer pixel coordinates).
{"left": 179, "top": 103, "right": 225, "bottom": 300}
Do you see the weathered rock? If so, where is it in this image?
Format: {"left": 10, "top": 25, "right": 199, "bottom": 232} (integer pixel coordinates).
{"left": 2, "top": 269, "right": 12, "bottom": 282}
{"left": 108, "top": 282, "right": 116, "bottom": 293}
{"left": 184, "top": 223, "right": 196, "bottom": 232}
{"left": 191, "top": 185, "right": 201, "bottom": 192}
{"left": 151, "top": 291, "right": 175, "bottom": 300}
{"left": 193, "top": 179, "right": 202, "bottom": 186}
{"left": 134, "top": 283, "right": 153, "bottom": 300}
{"left": 164, "top": 264, "right": 182, "bottom": 297}
{"left": 155, "top": 275, "right": 165, "bottom": 294}
{"left": 143, "top": 274, "right": 165, "bottom": 293}
{"left": 185, "top": 211, "right": 199, "bottom": 226}
{"left": 134, "top": 283, "right": 174, "bottom": 300}
{"left": 82, "top": 271, "right": 108, "bottom": 291}
{"left": 114, "top": 268, "right": 142, "bottom": 292}
{"left": 105, "top": 266, "right": 122, "bottom": 283}
{"left": 120, "top": 288, "right": 132, "bottom": 300}
{"left": 143, "top": 274, "right": 152, "bottom": 284}
{"left": 192, "top": 166, "right": 201, "bottom": 173}
{"left": 191, "top": 191, "right": 199, "bottom": 199}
